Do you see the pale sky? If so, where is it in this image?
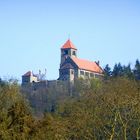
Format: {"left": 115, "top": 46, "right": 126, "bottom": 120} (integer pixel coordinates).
{"left": 0, "top": 0, "right": 140, "bottom": 81}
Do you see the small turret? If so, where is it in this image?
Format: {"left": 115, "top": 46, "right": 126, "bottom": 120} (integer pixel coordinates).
{"left": 22, "top": 71, "right": 38, "bottom": 84}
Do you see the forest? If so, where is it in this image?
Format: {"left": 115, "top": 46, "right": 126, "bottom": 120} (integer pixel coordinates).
{"left": 0, "top": 59, "right": 140, "bottom": 140}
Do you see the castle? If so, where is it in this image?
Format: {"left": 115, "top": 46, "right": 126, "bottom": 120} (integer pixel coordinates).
{"left": 22, "top": 39, "right": 103, "bottom": 86}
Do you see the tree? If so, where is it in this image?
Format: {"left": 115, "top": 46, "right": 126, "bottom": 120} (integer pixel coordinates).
{"left": 122, "top": 64, "right": 134, "bottom": 79}
{"left": 134, "top": 59, "right": 140, "bottom": 80}
{"left": 0, "top": 81, "right": 35, "bottom": 140}
{"left": 54, "top": 77, "right": 140, "bottom": 140}
{"left": 32, "top": 113, "right": 68, "bottom": 140}
{"left": 0, "top": 78, "right": 7, "bottom": 87}
{"left": 104, "top": 64, "right": 112, "bottom": 79}
{"left": 112, "top": 63, "right": 123, "bottom": 77}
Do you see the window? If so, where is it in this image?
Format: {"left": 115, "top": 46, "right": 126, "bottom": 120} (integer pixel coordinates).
{"left": 85, "top": 72, "right": 89, "bottom": 77}
{"left": 71, "top": 70, "right": 74, "bottom": 74}
{"left": 73, "top": 51, "right": 76, "bottom": 56}
{"left": 90, "top": 73, "right": 94, "bottom": 77}
{"left": 61, "top": 70, "right": 69, "bottom": 75}
{"left": 64, "top": 50, "right": 68, "bottom": 55}
{"left": 80, "top": 71, "right": 84, "bottom": 75}
{"left": 23, "top": 77, "right": 29, "bottom": 83}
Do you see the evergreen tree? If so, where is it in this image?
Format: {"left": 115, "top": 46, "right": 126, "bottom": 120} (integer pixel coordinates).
{"left": 134, "top": 59, "right": 140, "bottom": 80}
{"left": 0, "top": 78, "right": 7, "bottom": 87}
{"left": 122, "top": 64, "right": 134, "bottom": 79}
{"left": 104, "top": 64, "right": 112, "bottom": 79}
{"left": 112, "top": 63, "right": 123, "bottom": 77}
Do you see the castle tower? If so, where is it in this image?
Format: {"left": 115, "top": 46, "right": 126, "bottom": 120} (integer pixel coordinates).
{"left": 60, "top": 39, "right": 77, "bottom": 65}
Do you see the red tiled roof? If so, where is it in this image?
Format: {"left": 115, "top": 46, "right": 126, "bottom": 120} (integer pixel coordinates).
{"left": 23, "top": 71, "right": 32, "bottom": 76}
{"left": 61, "top": 39, "right": 77, "bottom": 50}
{"left": 71, "top": 57, "right": 103, "bottom": 74}
{"left": 22, "top": 71, "right": 37, "bottom": 77}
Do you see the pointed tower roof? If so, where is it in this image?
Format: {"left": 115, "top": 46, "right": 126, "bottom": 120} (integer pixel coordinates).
{"left": 61, "top": 39, "right": 77, "bottom": 50}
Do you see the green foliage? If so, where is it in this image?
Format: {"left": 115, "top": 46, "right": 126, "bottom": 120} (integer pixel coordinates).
{"left": 55, "top": 77, "right": 140, "bottom": 140}
{"left": 0, "top": 80, "right": 35, "bottom": 140}
{"left": 122, "top": 64, "right": 134, "bottom": 79}
{"left": 90, "top": 78, "right": 102, "bottom": 93}
{"left": 33, "top": 114, "right": 69, "bottom": 140}
{"left": 1, "top": 75, "right": 140, "bottom": 139}
{"left": 134, "top": 59, "right": 140, "bottom": 80}
{"left": 104, "top": 60, "right": 140, "bottom": 80}
{"left": 112, "top": 63, "right": 123, "bottom": 77}
{"left": 104, "top": 64, "right": 112, "bottom": 79}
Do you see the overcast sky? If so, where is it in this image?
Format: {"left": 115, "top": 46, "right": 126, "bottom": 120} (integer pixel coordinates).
{"left": 0, "top": 0, "right": 140, "bottom": 81}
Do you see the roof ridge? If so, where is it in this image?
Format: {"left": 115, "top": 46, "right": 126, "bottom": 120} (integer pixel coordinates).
{"left": 71, "top": 57, "right": 95, "bottom": 63}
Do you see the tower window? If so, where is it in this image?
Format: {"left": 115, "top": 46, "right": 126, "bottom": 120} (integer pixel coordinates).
{"left": 64, "top": 50, "right": 68, "bottom": 55}
{"left": 73, "top": 51, "right": 76, "bottom": 55}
